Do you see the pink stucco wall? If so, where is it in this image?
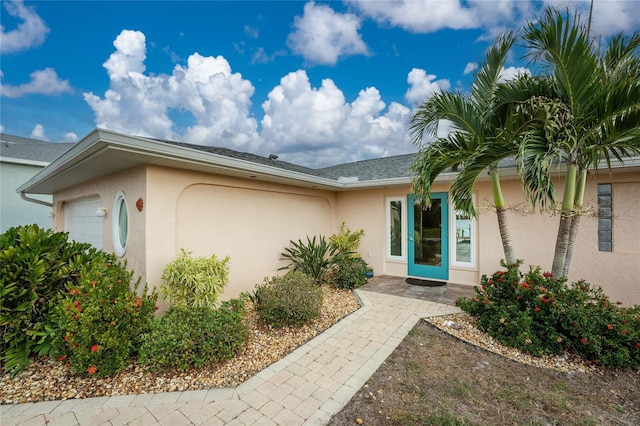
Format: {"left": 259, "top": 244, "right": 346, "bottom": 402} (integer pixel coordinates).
{"left": 53, "top": 163, "right": 639, "bottom": 306}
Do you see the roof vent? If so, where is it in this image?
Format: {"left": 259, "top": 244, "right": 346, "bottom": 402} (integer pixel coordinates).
{"left": 268, "top": 154, "right": 278, "bottom": 160}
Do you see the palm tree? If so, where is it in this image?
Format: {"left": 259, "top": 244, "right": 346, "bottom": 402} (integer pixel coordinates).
{"left": 409, "top": 33, "right": 523, "bottom": 265}
{"left": 519, "top": 8, "right": 640, "bottom": 277}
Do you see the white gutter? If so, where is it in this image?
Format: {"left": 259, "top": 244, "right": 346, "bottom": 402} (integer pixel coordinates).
{"left": 0, "top": 156, "right": 49, "bottom": 167}
{"left": 20, "top": 192, "right": 53, "bottom": 208}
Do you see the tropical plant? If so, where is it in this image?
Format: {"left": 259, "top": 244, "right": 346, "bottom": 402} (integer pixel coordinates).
{"left": 280, "top": 235, "right": 343, "bottom": 284}
{"left": 160, "top": 248, "right": 230, "bottom": 309}
{"left": 409, "top": 32, "right": 524, "bottom": 266}
{"left": 329, "top": 222, "right": 365, "bottom": 257}
{"left": 457, "top": 262, "right": 640, "bottom": 368}
{"left": 0, "top": 224, "right": 99, "bottom": 375}
{"left": 515, "top": 8, "right": 640, "bottom": 277}
{"left": 331, "top": 256, "right": 370, "bottom": 290}
{"left": 252, "top": 271, "right": 323, "bottom": 328}
{"left": 138, "top": 299, "right": 248, "bottom": 372}
{"left": 52, "top": 257, "right": 157, "bottom": 377}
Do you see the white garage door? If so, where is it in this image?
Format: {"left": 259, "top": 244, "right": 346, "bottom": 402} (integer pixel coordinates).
{"left": 65, "top": 197, "right": 103, "bottom": 249}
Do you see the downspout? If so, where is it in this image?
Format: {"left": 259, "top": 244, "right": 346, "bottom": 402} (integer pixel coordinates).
{"left": 20, "top": 191, "right": 53, "bottom": 208}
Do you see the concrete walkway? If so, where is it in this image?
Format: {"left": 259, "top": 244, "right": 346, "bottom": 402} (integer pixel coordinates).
{"left": 1, "top": 287, "right": 462, "bottom": 426}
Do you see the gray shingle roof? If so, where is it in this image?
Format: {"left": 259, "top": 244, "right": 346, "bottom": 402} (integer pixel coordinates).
{"left": 317, "top": 154, "right": 416, "bottom": 180}
{"left": 0, "top": 133, "right": 75, "bottom": 163}
{"left": 154, "top": 138, "right": 417, "bottom": 182}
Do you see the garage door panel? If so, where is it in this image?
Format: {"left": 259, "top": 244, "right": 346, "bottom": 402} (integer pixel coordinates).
{"left": 65, "top": 197, "right": 103, "bottom": 249}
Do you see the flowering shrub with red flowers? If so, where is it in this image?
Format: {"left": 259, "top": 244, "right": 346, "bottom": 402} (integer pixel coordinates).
{"left": 52, "top": 256, "right": 157, "bottom": 377}
{"left": 456, "top": 261, "right": 640, "bottom": 369}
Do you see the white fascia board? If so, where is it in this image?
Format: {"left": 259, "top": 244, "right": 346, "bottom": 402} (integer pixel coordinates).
{"left": 0, "top": 156, "right": 49, "bottom": 167}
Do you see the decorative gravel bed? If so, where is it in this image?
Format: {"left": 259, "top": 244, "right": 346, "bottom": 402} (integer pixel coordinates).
{"left": 426, "top": 312, "right": 600, "bottom": 375}
{"left": 0, "top": 286, "right": 360, "bottom": 405}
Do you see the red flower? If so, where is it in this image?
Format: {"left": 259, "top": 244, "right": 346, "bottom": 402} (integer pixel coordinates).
{"left": 58, "top": 355, "right": 67, "bottom": 361}
{"left": 543, "top": 272, "right": 553, "bottom": 278}
{"left": 87, "top": 365, "right": 97, "bottom": 374}
{"left": 69, "top": 289, "right": 79, "bottom": 295}
{"left": 540, "top": 287, "right": 547, "bottom": 293}
{"left": 521, "top": 282, "right": 529, "bottom": 289}
{"left": 622, "top": 329, "right": 628, "bottom": 335}
{"left": 581, "top": 338, "right": 588, "bottom": 345}
{"left": 90, "top": 281, "right": 97, "bottom": 287}
{"left": 534, "top": 307, "right": 541, "bottom": 312}
{"left": 90, "top": 344, "right": 99, "bottom": 353}
{"left": 64, "top": 335, "right": 70, "bottom": 343}
{"left": 636, "top": 343, "right": 640, "bottom": 349}
{"left": 607, "top": 324, "right": 614, "bottom": 330}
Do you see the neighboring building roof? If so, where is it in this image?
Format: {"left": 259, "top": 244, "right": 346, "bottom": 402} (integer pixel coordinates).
{"left": 0, "top": 133, "right": 75, "bottom": 166}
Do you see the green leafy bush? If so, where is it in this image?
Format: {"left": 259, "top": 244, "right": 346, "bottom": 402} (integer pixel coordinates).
{"left": 329, "top": 222, "right": 365, "bottom": 257}
{"left": 52, "top": 258, "right": 157, "bottom": 377}
{"left": 331, "top": 256, "right": 369, "bottom": 289}
{"left": 0, "top": 224, "right": 99, "bottom": 375}
{"left": 280, "top": 236, "right": 343, "bottom": 284}
{"left": 160, "top": 248, "right": 230, "bottom": 309}
{"left": 138, "top": 299, "right": 248, "bottom": 372}
{"left": 456, "top": 261, "right": 640, "bottom": 368}
{"left": 253, "top": 271, "right": 323, "bottom": 328}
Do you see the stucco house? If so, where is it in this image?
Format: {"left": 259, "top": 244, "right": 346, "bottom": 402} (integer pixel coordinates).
{"left": 0, "top": 133, "right": 75, "bottom": 232}
{"left": 16, "top": 129, "right": 640, "bottom": 306}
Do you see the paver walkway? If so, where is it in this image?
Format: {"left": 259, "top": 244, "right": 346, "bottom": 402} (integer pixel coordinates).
{"left": 1, "top": 283, "right": 464, "bottom": 426}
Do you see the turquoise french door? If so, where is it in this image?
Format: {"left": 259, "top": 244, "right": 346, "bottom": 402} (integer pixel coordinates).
{"left": 408, "top": 193, "right": 449, "bottom": 280}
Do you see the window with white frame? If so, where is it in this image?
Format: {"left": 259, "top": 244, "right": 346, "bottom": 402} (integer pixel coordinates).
{"left": 450, "top": 200, "right": 476, "bottom": 268}
{"left": 386, "top": 197, "right": 406, "bottom": 260}
{"left": 112, "top": 191, "right": 129, "bottom": 257}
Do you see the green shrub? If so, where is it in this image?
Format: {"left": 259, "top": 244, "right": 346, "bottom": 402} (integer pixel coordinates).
{"left": 0, "top": 224, "right": 101, "bottom": 375}
{"left": 160, "top": 248, "right": 230, "bottom": 309}
{"left": 138, "top": 299, "right": 248, "bottom": 372}
{"left": 329, "top": 222, "right": 365, "bottom": 257}
{"left": 331, "top": 256, "right": 369, "bottom": 289}
{"left": 280, "top": 236, "right": 343, "bottom": 284}
{"left": 456, "top": 261, "right": 640, "bottom": 368}
{"left": 52, "top": 258, "right": 157, "bottom": 377}
{"left": 253, "top": 271, "right": 323, "bottom": 328}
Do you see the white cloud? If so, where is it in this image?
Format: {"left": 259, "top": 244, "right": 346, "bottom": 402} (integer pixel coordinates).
{"left": 464, "top": 62, "right": 478, "bottom": 75}
{"left": 346, "top": 0, "right": 478, "bottom": 33}
{"left": 84, "top": 30, "right": 259, "bottom": 148}
{"left": 261, "top": 70, "right": 412, "bottom": 167}
{"left": 287, "top": 1, "right": 368, "bottom": 65}
{"left": 498, "top": 66, "right": 531, "bottom": 82}
{"left": 64, "top": 132, "right": 78, "bottom": 142}
{"left": 0, "top": 0, "right": 49, "bottom": 53}
{"left": 30, "top": 124, "right": 47, "bottom": 140}
{"left": 0, "top": 124, "right": 4, "bottom": 133}
{"left": 405, "top": 68, "right": 450, "bottom": 105}
{"left": 0, "top": 68, "right": 72, "bottom": 98}
{"left": 250, "top": 47, "right": 286, "bottom": 65}
{"left": 544, "top": 0, "right": 640, "bottom": 37}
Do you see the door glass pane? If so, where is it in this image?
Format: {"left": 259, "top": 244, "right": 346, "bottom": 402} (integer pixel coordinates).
{"left": 390, "top": 200, "right": 402, "bottom": 256}
{"left": 413, "top": 200, "right": 442, "bottom": 266}
{"left": 455, "top": 210, "right": 471, "bottom": 263}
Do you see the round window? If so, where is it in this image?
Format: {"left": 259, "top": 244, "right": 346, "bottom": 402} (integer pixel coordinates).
{"left": 112, "top": 191, "right": 128, "bottom": 256}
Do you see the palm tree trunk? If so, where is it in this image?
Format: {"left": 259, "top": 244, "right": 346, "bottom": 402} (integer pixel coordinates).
{"left": 552, "top": 162, "right": 577, "bottom": 277}
{"left": 490, "top": 169, "right": 517, "bottom": 265}
{"left": 562, "top": 169, "right": 586, "bottom": 277}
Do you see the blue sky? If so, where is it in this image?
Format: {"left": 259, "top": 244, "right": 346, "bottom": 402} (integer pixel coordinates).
{"left": 1, "top": 0, "right": 639, "bottom": 167}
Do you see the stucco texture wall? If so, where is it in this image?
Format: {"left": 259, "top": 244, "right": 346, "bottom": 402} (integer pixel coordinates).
{"left": 145, "top": 166, "right": 336, "bottom": 302}
{"left": 473, "top": 170, "right": 640, "bottom": 306}
{"left": 52, "top": 166, "right": 147, "bottom": 287}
